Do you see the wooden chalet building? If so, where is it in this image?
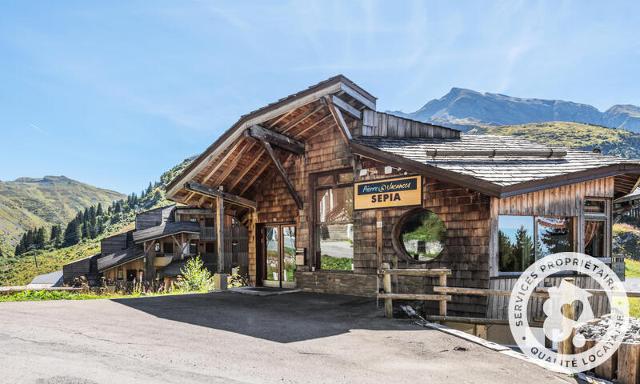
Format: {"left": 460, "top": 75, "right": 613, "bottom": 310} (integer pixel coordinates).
{"left": 63, "top": 205, "right": 248, "bottom": 287}
{"left": 159, "top": 75, "right": 640, "bottom": 317}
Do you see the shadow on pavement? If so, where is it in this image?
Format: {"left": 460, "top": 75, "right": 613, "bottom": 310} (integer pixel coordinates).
{"left": 111, "top": 291, "right": 424, "bottom": 343}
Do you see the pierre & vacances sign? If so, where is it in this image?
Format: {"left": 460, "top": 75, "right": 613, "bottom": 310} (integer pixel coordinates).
{"left": 353, "top": 175, "right": 422, "bottom": 210}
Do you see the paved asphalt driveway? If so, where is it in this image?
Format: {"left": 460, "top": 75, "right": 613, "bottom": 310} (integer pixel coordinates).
{"left": 0, "top": 292, "right": 575, "bottom": 384}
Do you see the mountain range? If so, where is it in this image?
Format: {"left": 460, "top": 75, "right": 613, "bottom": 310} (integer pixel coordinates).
{"left": 390, "top": 87, "right": 640, "bottom": 132}
{"left": 0, "top": 176, "right": 124, "bottom": 254}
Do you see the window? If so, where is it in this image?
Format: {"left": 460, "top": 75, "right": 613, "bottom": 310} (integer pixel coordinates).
{"left": 117, "top": 267, "right": 124, "bottom": 280}
{"left": 393, "top": 209, "right": 446, "bottom": 262}
{"left": 585, "top": 221, "right": 606, "bottom": 257}
{"left": 189, "top": 241, "right": 198, "bottom": 255}
{"left": 204, "top": 218, "right": 215, "bottom": 228}
{"left": 584, "top": 199, "right": 610, "bottom": 258}
{"left": 316, "top": 172, "right": 354, "bottom": 271}
{"left": 498, "top": 216, "right": 574, "bottom": 272}
{"left": 163, "top": 242, "right": 174, "bottom": 254}
{"left": 536, "top": 217, "right": 574, "bottom": 257}
{"left": 154, "top": 243, "right": 160, "bottom": 252}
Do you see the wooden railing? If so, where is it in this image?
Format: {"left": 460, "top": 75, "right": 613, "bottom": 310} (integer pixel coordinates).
{"left": 377, "top": 263, "right": 451, "bottom": 318}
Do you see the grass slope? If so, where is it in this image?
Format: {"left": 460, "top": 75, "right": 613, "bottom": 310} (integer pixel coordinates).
{"left": 0, "top": 158, "right": 194, "bottom": 286}
{"left": 471, "top": 121, "right": 640, "bottom": 158}
{"left": 0, "top": 176, "right": 125, "bottom": 252}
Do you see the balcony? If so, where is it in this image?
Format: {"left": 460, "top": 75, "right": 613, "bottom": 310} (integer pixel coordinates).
{"left": 154, "top": 253, "right": 175, "bottom": 268}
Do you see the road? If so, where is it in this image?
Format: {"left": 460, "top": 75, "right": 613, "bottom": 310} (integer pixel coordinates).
{"left": 0, "top": 292, "right": 575, "bottom": 384}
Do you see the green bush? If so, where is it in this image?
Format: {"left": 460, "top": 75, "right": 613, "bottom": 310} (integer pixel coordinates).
{"left": 176, "top": 256, "right": 216, "bottom": 292}
{"left": 321, "top": 255, "right": 352, "bottom": 271}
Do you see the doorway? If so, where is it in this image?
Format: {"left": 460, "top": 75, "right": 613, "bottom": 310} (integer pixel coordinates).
{"left": 262, "top": 224, "right": 296, "bottom": 288}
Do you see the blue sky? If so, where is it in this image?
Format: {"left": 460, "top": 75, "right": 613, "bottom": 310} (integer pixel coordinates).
{"left": 1, "top": 1, "right": 639, "bottom": 194}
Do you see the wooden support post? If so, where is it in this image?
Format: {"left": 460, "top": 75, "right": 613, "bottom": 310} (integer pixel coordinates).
{"left": 381, "top": 262, "right": 392, "bottom": 318}
{"left": 595, "top": 348, "right": 618, "bottom": 381}
{"left": 216, "top": 195, "right": 225, "bottom": 274}
{"left": 618, "top": 343, "right": 640, "bottom": 384}
{"left": 439, "top": 272, "right": 448, "bottom": 316}
{"left": 560, "top": 277, "right": 576, "bottom": 356}
{"left": 375, "top": 211, "right": 383, "bottom": 267}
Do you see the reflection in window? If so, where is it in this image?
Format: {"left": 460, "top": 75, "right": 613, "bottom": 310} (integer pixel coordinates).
{"left": 585, "top": 221, "right": 606, "bottom": 257}
{"left": 265, "top": 227, "right": 280, "bottom": 282}
{"left": 536, "top": 217, "right": 574, "bottom": 258}
{"left": 499, "top": 216, "right": 535, "bottom": 272}
{"left": 399, "top": 210, "right": 446, "bottom": 261}
{"left": 317, "top": 186, "right": 353, "bottom": 270}
{"left": 499, "top": 216, "right": 575, "bottom": 272}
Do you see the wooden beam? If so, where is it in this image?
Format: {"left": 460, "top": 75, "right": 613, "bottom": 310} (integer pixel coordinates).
{"left": 239, "top": 159, "right": 271, "bottom": 196}
{"left": 340, "top": 82, "right": 376, "bottom": 110}
{"left": 213, "top": 142, "right": 255, "bottom": 186}
{"left": 185, "top": 182, "right": 257, "bottom": 209}
{"left": 267, "top": 108, "right": 297, "bottom": 129}
{"left": 295, "top": 113, "right": 332, "bottom": 137}
{"left": 260, "top": 141, "right": 304, "bottom": 210}
{"left": 246, "top": 125, "right": 305, "bottom": 155}
{"left": 324, "top": 95, "right": 352, "bottom": 143}
{"left": 331, "top": 95, "right": 361, "bottom": 119}
{"left": 201, "top": 140, "right": 244, "bottom": 184}
{"left": 281, "top": 104, "right": 325, "bottom": 134}
{"left": 228, "top": 149, "right": 265, "bottom": 192}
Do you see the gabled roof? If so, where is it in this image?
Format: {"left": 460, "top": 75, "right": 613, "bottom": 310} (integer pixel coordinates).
{"left": 353, "top": 135, "right": 640, "bottom": 198}
{"left": 132, "top": 221, "right": 201, "bottom": 243}
{"left": 29, "top": 270, "right": 63, "bottom": 286}
{"left": 166, "top": 74, "right": 375, "bottom": 199}
{"left": 97, "top": 246, "right": 144, "bottom": 272}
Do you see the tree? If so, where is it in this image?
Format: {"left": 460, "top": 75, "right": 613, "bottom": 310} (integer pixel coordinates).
{"left": 96, "top": 203, "right": 103, "bottom": 216}
{"left": 63, "top": 219, "right": 81, "bottom": 246}
{"left": 35, "top": 227, "right": 47, "bottom": 249}
{"left": 50, "top": 225, "right": 62, "bottom": 246}
{"left": 514, "top": 225, "right": 534, "bottom": 271}
{"left": 146, "top": 182, "right": 153, "bottom": 196}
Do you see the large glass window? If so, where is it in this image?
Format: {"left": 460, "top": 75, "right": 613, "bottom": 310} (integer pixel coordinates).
{"left": 536, "top": 217, "right": 574, "bottom": 257}
{"left": 317, "top": 185, "right": 354, "bottom": 270}
{"left": 499, "top": 215, "right": 574, "bottom": 272}
{"left": 499, "top": 216, "right": 535, "bottom": 272}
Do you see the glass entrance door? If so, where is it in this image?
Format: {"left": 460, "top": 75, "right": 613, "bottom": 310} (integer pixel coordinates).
{"left": 263, "top": 225, "right": 296, "bottom": 288}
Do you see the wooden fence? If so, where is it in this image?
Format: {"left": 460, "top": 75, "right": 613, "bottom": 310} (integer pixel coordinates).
{"left": 377, "top": 263, "right": 451, "bottom": 318}
{"left": 377, "top": 269, "right": 640, "bottom": 384}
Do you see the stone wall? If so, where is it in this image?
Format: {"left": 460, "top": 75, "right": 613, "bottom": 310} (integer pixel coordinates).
{"left": 295, "top": 270, "right": 378, "bottom": 297}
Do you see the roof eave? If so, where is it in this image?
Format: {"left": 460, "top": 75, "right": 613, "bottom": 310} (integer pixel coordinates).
{"left": 350, "top": 142, "right": 503, "bottom": 197}
{"left": 166, "top": 75, "right": 375, "bottom": 199}
{"left": 498, "top": 163, "right": 640, "bottom": 198}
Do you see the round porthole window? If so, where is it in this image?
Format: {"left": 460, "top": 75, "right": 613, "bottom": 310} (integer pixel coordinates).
{"left": 393, "top": 208, "right": 446, "bottom": 262}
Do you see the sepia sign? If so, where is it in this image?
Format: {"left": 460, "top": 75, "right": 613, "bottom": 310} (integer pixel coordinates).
{"left": 354, "top": 175, "right": 422, "bottom": 210}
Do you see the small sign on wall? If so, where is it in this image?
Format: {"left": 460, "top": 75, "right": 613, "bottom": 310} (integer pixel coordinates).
{"left": 354, "top": 175, "right": 422, "bottom": 210}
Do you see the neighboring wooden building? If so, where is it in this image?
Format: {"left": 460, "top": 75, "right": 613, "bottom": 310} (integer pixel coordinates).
{"left": 63, "top": 205, "right": 249, "bottom": 287}
{"left": 161, "top": 75, "right": 640, "bottom": 317}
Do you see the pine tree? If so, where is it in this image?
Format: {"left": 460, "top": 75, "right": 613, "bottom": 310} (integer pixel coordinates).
{"left": 50, "top": 225, "right": 62, "bottom": 246}
{"left": 96, "top": 203, "right": 103, "bottom": 216}
{"left": 146, "top": 182, "right": 153, "bottom": 196}
{"left": 63, "top": 219, "right": 81, "bottom": 246}
{"left": 35, "top": 227, "right": 46, "bottom": 249}
{"left": 89, "top": 206, "right": 97, "bottom": 225}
